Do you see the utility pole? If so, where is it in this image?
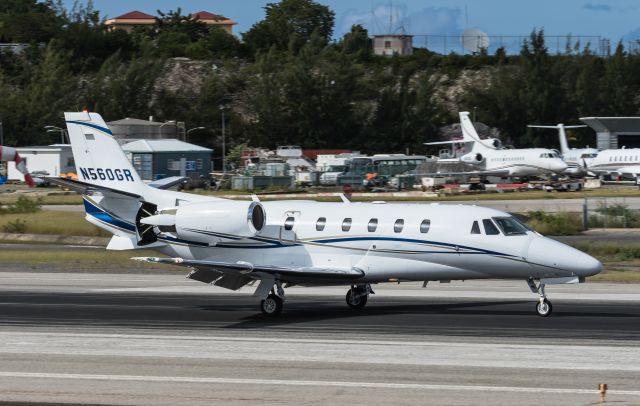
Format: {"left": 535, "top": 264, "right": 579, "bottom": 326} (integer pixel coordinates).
{"left": 220, "top": 106, "right": 226, "bottom": 173}
{"left": 0, "top": 117, "right": 4, "bottom": 145}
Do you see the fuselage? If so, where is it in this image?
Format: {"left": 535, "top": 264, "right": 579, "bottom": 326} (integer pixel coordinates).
{"left": 86, "top": 196, "right": 601, "bottom": 285}
{"left": 588, "top": 148, "right": 640, "bottom": 179}
{"left": 463, "top": 148, "right": 568, "bottom": 176}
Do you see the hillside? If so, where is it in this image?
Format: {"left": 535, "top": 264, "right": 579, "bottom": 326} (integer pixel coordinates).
{"left": 1, "top": 0, "right": 638, "bottom": 157}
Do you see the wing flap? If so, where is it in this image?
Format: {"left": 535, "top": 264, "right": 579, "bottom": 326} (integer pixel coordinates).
{"left": 134, "top": 257, "right": 365, "bottom": 281}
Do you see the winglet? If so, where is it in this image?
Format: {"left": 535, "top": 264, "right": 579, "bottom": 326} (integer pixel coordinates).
{"left": 339, "top": 193, "right": 351, "bottom": 204}
{"left": 251, "top": 194, "right": 260, "bottom": 202}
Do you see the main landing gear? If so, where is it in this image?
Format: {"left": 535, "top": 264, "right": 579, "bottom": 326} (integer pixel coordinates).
{"left": 527, "top": 278, "right": 553, "bottom": 317}
{"left": 260, "top": 280, "right": 285, "bottom": 316}
{"left": 346, "top": 284, "right": 373, "bottom": 310}
{"left": 258, "top": 281, "right": 375, "bottom": 316}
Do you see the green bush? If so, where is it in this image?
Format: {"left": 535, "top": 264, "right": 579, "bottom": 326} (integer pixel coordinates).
{"left": 588, "top": 203, "right": 640, "bottom": 228}
{"left": 525, "top": 211, "right": 583, "bottom": 235}
{"left": 0, "top": 196, "right": 42, "bottom": 214}
{"left": 2, "top": 218, "right": 27, "bottom": 233}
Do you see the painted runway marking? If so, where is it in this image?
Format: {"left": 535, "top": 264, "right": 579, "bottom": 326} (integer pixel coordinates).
{"left": 0, "top": 371, "right": 638, "bottom": 396}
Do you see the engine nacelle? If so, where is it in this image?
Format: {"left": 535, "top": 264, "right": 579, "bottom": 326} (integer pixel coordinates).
{"left": 142, "top": 200, "right": 266, "bottom": 245}
{"left": 461, "top": 152, "right": 485, "bottom": 164}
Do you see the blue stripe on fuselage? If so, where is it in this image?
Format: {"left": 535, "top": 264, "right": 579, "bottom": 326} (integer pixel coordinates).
{"left": 82, "top": 197, "right": 513, "bottom": 255}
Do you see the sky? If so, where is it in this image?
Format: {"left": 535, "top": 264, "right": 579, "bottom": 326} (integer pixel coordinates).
{"left": 62, "top": 0, "right": 640, "bottom": 51}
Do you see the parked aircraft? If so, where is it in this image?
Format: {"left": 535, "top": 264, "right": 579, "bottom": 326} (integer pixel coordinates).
{"left": 0, "top": 145, "right": 33, "bottom": 187}
{"left": 426, "top": 112, "right": 568, "bottom": 177}
{"left": 584, "top": 148, "right": 640, "bottom": 180}
{"left": 51, "top": 111, "right": 601, "bottom": 317}
{"left": 528, "top": 124, "right": 598, "bottom": 176}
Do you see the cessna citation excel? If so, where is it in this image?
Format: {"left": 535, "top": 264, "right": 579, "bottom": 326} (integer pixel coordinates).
{"left": 427, "top": 112, "right": 568, "bottom": 177}
{"left": 53, "top": 111, "right": 601, "bottom": 317}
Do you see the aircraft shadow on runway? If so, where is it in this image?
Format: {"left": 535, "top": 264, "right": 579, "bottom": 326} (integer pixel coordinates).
{"left": 1, "top": 291, "right": 639, "bottom": 339}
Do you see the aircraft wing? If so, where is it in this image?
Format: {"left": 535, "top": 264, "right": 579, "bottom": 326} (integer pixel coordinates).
{"left": 133, "top": 257, "right": 365, "bottom": 290}
{"left": 413, "top": 169, "right": 511, "bottom": 177}
{"left": 147, "top": 176, "right": 188, "bottom": 190}
{"left": 46, "top": 177, "right": 142, "bottom": 199}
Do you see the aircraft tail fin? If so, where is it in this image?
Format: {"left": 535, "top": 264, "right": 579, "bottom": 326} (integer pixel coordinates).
{"left": 528, "top": 124, "right": 587, "bottom": 155}
{"left": 459, "top": 111, "right": 491, "bottom": 152}
{"left": 65, "top": 111, "right": 147, "bottom": 198}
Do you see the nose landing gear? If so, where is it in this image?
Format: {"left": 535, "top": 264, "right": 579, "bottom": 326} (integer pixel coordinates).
{"left": 528, "top": 278, "right": 553, "bottom": 317}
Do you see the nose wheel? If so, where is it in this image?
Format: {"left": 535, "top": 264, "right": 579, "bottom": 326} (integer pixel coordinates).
{"left": 527, "top": 278, "right": 553, "bottom": 317}
{"left": 536, "top": 298, "right": 553, "bottom": 317}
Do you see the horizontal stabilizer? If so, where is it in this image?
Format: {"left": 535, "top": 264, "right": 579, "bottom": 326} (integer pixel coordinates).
{"left": 148, "top": 176, "right": 188, "bottom": 190}
{"left": 46, "top": 177, "right": 141, "bottom": 199}
{"left": 424, "top": 140, "right": 466, "bottom": 145}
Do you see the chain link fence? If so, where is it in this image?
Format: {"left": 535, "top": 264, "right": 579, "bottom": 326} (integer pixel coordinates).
{"left": 412, "top": 35, "right": 611, "bottom": 56}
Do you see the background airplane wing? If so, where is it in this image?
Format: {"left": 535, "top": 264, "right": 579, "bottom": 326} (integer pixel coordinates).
{"left": 413, "top": 169, "right": 511, "bottom": 177}
{"left": 133, "top": 257, "right": 365, "bottom": 290}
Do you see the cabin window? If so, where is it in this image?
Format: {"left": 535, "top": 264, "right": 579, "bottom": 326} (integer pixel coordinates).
{"left": 482, "top": 219, "right": 500, "bottom": 235}
{"left": 471, "top": 221, "right": 481, "bottom": 234}
{"left": 316, "top": 217, "right": 326, "bottom": 231}
{"left": 284, "top": 217, "right": 295, "bottom": 231}
{"left": 420, "top": 219, "right": 431, "bottom": 233}
{"left": 342, "top": 218, "right": 352, "bottom": 232}
{"left": 394, "top": 219, "right": 404, "bottom": 233}
{"left": 493, "top": 216, "right": 528, "bottom": 236}
{"left": 368, "top": 218, "right": 378, "bottom": 232}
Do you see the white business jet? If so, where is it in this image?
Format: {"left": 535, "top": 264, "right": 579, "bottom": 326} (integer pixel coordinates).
{"left": 51, "top": 111, "right": 601, "bottom": 317}
{"left": 581, "top": 148, "right": 640, "bottom": 180}
{"left": 527, "top": 124, "right": 598, "bottom": 176}
{"left": 426, "top": 112, "right": 568, "bottom": 177}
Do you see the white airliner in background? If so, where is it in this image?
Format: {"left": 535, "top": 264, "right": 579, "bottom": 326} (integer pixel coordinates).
{"left": 528, "top": 124, "right": 598, "bottom": 176}
{"left": 51, "top": 111, "right": 601, "bottom": 317}
{"left": 426, "top": 112, "right": 568, "bottom": 177}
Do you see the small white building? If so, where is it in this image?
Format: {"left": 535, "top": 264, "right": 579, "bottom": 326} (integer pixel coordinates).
{"left": 373, "top": 35, "right": 413, "bottom": 56}
{"left": 7, "top": 144, "right": 75, "bottom": 181}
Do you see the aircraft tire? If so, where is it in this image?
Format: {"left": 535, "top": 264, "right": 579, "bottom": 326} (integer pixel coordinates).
{"left": 260, "top": 294, "right": 283, "bottom": 316}
{"left": 536, "top": 298, "right": 552, "bottom": 317}
{"left": 346, "top": 289, "right": 368, "bottom": 310}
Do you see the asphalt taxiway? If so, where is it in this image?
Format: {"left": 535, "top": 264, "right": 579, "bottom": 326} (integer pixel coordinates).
{"left": 0, "top": 271, "right": 639, "bottom": 405}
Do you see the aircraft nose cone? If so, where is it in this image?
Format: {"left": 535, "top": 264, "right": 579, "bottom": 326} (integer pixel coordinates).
{"left": 554, "top": 160, "right": 568, "bottom": 172}
{"left": 527, "top": 237, "right": 602, "bottom": 277}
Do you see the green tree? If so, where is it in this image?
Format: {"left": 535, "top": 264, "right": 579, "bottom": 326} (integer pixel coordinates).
{"left": 243, "top": 0, "right": 335, "bottom": 56}
{"left": 0, "top": 0, "right": 63, "bottom": 43}
{"left": 341, "top": 24, "right": 370, "bottom": 58}
{"left": 81, "top": 52, "right": 163, "bottom": 120}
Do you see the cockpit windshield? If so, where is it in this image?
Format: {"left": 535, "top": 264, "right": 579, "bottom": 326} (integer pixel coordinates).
{"left": 493, "top": 216, "right": 530, "bottom": 236}
{"left": 539, "top": 152, "right": 560, "bottom": 158}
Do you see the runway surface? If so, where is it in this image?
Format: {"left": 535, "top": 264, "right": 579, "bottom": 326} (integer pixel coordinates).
{"left": 1, "top": 271, "right": 639, "bottom": 405}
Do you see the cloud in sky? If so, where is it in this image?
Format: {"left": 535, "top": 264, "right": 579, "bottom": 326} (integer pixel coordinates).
{"left": 339, "top": 4, "right": 463, "bottom": 37}
{"left": 583, "top": 3, "right": 612, "bottom": 12}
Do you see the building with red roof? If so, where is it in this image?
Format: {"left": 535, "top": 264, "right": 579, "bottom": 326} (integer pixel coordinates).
{"left": 190, "top": 11, "right": 237, "bottom": 33}
{"left": 104, "top": 11, "right": 155, "bottom": 33}
{"left": 105, "top": 10, "right": 236, "bottom": 34}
